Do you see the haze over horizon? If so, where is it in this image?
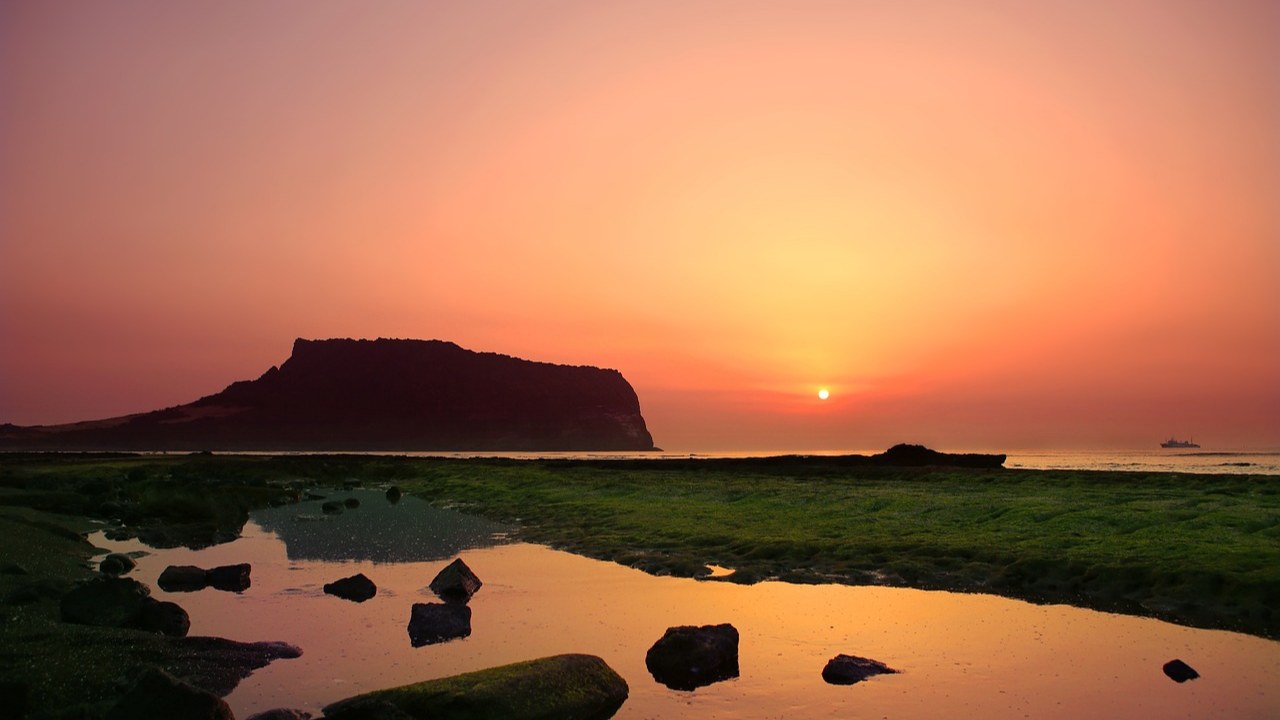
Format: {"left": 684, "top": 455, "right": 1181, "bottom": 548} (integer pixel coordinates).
{"left": 3, "top": 1, "right": 1277, "bottom": 451}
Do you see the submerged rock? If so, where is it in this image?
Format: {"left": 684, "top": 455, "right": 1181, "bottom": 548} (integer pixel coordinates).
{"left": 99, "top": 552, "right": 137, "bottom": 576}
{"left": 1163, "top": 659, "right": 1200, "bottom": 683}
{"left": 821, "top": 654, "right": 899, "bottom": 685}
{"left": 324, "top": 573, "right": 377, "bottom": 602}
{"left": 104, "top": 666, "right": 233, "bottom": 720}
{"left": 645, "top": 623, "right": 740, "bottom": 691}
{"left": 429, "top": 558, "right": 482, "bottom": 602}
{"left": 385, "top": 486, "right": 402, "bottom": 504}
{"left": 344, "top": 497, "right": 361, "bottom": 509}
{"left": 407, "top": 602, "right": 472, "bottom": 647}
{"left": 322, "top": 654, "right": 628, "bottom": 720}
{"left": 322, "top": 501, "right": 345, "bottom": 515}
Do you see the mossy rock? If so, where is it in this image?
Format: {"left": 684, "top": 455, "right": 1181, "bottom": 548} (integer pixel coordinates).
{"left": 322, "top": 653, "right": 628, "bottom": 720}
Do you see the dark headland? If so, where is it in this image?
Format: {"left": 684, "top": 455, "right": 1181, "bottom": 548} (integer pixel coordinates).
{"left": 0, "top": 338, "right": 657, "bottom": 452}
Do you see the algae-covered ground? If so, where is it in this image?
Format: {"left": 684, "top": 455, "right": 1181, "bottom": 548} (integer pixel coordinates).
{"left": 0, "top": 452, "right": 1277, "bottom": 716}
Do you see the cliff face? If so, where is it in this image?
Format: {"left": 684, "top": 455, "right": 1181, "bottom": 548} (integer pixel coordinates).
{"left": 0, "top": 339, "right": 657, "bottom": 451}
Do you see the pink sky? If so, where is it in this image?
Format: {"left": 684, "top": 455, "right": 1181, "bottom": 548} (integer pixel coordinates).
{"left": 3, "top": 1, "right": 1277, "bottom": 451}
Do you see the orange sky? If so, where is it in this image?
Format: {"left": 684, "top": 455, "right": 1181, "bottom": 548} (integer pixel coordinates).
{"left": 3, "top": 1, "right": 1277, "bottom": 451}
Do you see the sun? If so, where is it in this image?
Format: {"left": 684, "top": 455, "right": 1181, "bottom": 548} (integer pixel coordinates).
{"left": 817, "top": 388, "right": 830, "bottom": 400}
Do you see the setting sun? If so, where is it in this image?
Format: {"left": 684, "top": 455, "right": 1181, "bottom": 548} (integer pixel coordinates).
{"left": 818, "top": 389, "right": 830, "bottom": 400}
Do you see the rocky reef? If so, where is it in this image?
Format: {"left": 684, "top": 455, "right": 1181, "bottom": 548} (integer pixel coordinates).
{"left": 0, "top": 338, "right": 656, "bottom": 452}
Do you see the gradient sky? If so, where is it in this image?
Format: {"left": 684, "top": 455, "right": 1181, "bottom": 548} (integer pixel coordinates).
{"left": 3, "top": 1, "right": 1277, "bottom": 451}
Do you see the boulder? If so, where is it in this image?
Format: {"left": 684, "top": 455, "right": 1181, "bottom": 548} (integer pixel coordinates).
{"left": 244, "top": 710, "right": 313, "bottom": 720}
{"left": 60, "top": 576, "right": 151, "bottom": 628}
{"left": 1163, "top": 659, "right": 1199, "bottom": 683}
{"left": 429, "top": 558, "right": 482, "bottom": 602}
{"left": 324, "top": 573, "right": 377, "bottom": 603}
{"left": 104, "top": 666, "right": 233, "bottom": 720}
{"left": 322, "top": 654, "right": 628, "bottom": 720}
{"left": 344, "top": 497, "right": 361, "bottom": 509}
{"left": 322, "top": 501, "right": 345, "bottom": 515}
{"left": 645, "top": 623, "right": 739, "bottom": 691}
{"left": 821, "top": 654, "right": 899, "bottom": 685}
{"left": 385, "top": 486, "right": 402, "bottom": 504}
{"left": 100, "top": 552, "right": 138, "bottom": 576}
{"left": 159, "top": 565, "right": 210, "bottom": 592}
{"left": 136, "top": 599, "right": 191, "bottom": 637}
{"left": 407, "top": 602, "right": 472, "bottom": 647}
{"left": 208, "top": 563, "right": 252, "bottom": 592}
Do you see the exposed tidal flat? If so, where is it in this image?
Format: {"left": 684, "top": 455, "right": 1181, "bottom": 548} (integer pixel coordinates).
{"left": 1, "top": 452, "right": 1278, "bottom": 718}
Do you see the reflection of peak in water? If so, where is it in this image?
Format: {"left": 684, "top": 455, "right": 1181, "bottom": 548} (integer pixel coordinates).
{"left": 251, "top": 488, "right": 514, "bottom": 563}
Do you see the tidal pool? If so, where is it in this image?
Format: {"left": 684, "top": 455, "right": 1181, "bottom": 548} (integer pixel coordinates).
{"left": 94, "top": 489, "right": 1279, "bottom": 719}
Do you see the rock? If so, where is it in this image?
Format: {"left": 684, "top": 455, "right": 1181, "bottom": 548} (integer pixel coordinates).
{"left": 0, "top": 562, "right": 29, "bottom": 575}
{"left": 322, "top": 501, "right": 345, "bottom": 515}
{"left": 343, "top": 497, "right": 361, "bottom": 509}
{"left": 136, "top": 598, "right": 191, "bottom": 637}
{"left": 0, "top": 680, "right": 29, "bottom": 720}
{"left": 322, "top": 654, "right": 628, "bottom": 720}
{"left": 429, "top": 558, "right": 482, "bottom": 602}
{"left": 212, "top": 530, "right": 241, "bottom": 545}
{"left": 60, "top": 576, "right": 151, "bottom": 628}
{"left": 407, "top": 602, "right": 472, "bottom": 646}
{"left": 159, "top": 565, "right": 210, "bottom": 592}
{"left": 821, "top": 654, "right": 899, "bottom": 685}
{"left": 105, "top": 666, "right": 233, "bottom": 720}
{"left": 208, "top": 563, "right": 252, "bottom": 592}
{"left": 1163, "top": 659, "right": 1200, "bottom": 683}
{"left": 100, "top": 552, "right": 138, "bottom": 576}
{"left": 244, "top": 710, "right": 313, "bottom": 720}
{"left": 324, "top": 573, "right": 377, "bottom": 602}
{"left": 104, "top": 527, "right": 135, "bottom": 541}
{"left": 6, "top": 578, "right": 67, "bottom": 605}
{"left": 645, "top": 623, "right": 740, "bottom": 691}
{"left": 305, "top": 491, "right": 326, "bottom": 501}
{"left": 385, "top": 486, "right": 402, "bottom": 504}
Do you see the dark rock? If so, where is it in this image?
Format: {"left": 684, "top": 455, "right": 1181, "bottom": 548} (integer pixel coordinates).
{"left": 407, "top": 602, "right": 472, "bottom": 646}
{"left": 212, "top": 530, "right": 240, "bottom": 545}
{"left": 322, "top": 501, "right": 345, "bottom": 515}
{"left": 104, "top": 666, "right": 233, "bottom": 720}
{"left": 324, "top": 573, "right": 377, "bottom": 602}
{"left": 104, "top": 527, "right": 135, "bottom": 541}
{"left": 645, "top": 623, "right": 740, "bottom": 691}
{"left": 136, "top": 598, "right": 191, "bottom": 637}
{"left": 159, "top": 565, "right": 210, "bottom": 592}
{"left": 821, "top": 654, "right": 899, "bottom": 685}
{"left": 1163, "top": 659, "right": 1200, "bottom": 683}
{"left": 60, "top": 576, "right": 151, "bottom": 628}
{"left": 344, "top": 497, "right": 361, "bottom": 509}
{"left": 0, "top": 337, "right": 656, "bottom": 452}
{"left": 429, "top": 558, "right": 482, "bottom": 602}
{"left": 385, "top": 486, "right": 402, "bottom": 503}
{"left": 168, "top": 638, "right": 303, "bottom": 697}
{"left": 6, "top": 578, "right": 67, "bottom": 605}
{"left": 305, "top": 491, "right": 327, "bottom": 501}
{"left": 244, "top": 709, "right": 313, "bottom": 720}
{"left": 100, "top": 552, "right": 137, "bottom": 576}
{"left": 207, "top": 563, "right": 252, "bottom": 592}
{"left": 874, "top": 443, "right": 1006, "bottom": 469}
{"left": 0, "top": 563, "right": 28, "bottom": 575}
{"left": 322, "top": 654, "right": 628, "bottom": 720}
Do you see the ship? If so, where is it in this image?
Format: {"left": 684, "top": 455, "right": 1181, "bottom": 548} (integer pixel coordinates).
{"left": 1160, "top": 437, "right": 1200, "bottom": 449}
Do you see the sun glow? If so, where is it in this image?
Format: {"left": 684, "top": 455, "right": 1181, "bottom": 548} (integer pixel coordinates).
{"left": 818, "top": 389, "right": 830, "bottom": 400}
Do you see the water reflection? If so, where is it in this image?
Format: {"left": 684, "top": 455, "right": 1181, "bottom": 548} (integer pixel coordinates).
{"left": 91, "top": 507, "right": 1280, "bottom": 720}
{"left": 251, "top": 488, "right": 512, "bottom": 563}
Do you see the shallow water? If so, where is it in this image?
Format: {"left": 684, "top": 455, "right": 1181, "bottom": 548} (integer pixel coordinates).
{"left": 93, "top": 489, "right": 1280, "bottom": 719}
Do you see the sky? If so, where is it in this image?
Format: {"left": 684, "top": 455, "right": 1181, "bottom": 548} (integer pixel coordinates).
{"left": 3, "top": 0, "right": 1277, "bottom": 451}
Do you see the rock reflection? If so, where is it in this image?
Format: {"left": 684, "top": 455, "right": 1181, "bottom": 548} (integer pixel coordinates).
{"left": 252, "top": 489, "right": 513, "bottom": 563}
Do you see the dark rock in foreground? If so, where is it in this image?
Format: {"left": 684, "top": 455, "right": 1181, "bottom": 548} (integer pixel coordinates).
{"left": 0, "top": 337, "right": 657, "bottom": 451}
{"left": 104, "top": 666, "right": 233, "bottom": 720}
{"left": 822, "top": 654, "right": 899, "bottom": 685}
{"left": 429, "top": 558, "right": 482, "bottom": 602}
{"left": 60, "top": 576, "right": 190, "bottom": 636}
{"left": 645, "top": 623, "right": 740, "bottom": 691}
{"left": 1163, "top": 659, "right": 1200, "bottom": 683}
{"left": 324, "top": 573, "right": 378, "bottom": 602}
{"left": 407, "top": 602, "right": 472, "bottom": 646}
{"left": 322, "top": 654, "right": 628, "bottom": 720}
{"left": 207, "top": 563, "right": 252, "bottom": 592}
{"left": 100, "top": 552, "right": 137, "bottom": 576}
